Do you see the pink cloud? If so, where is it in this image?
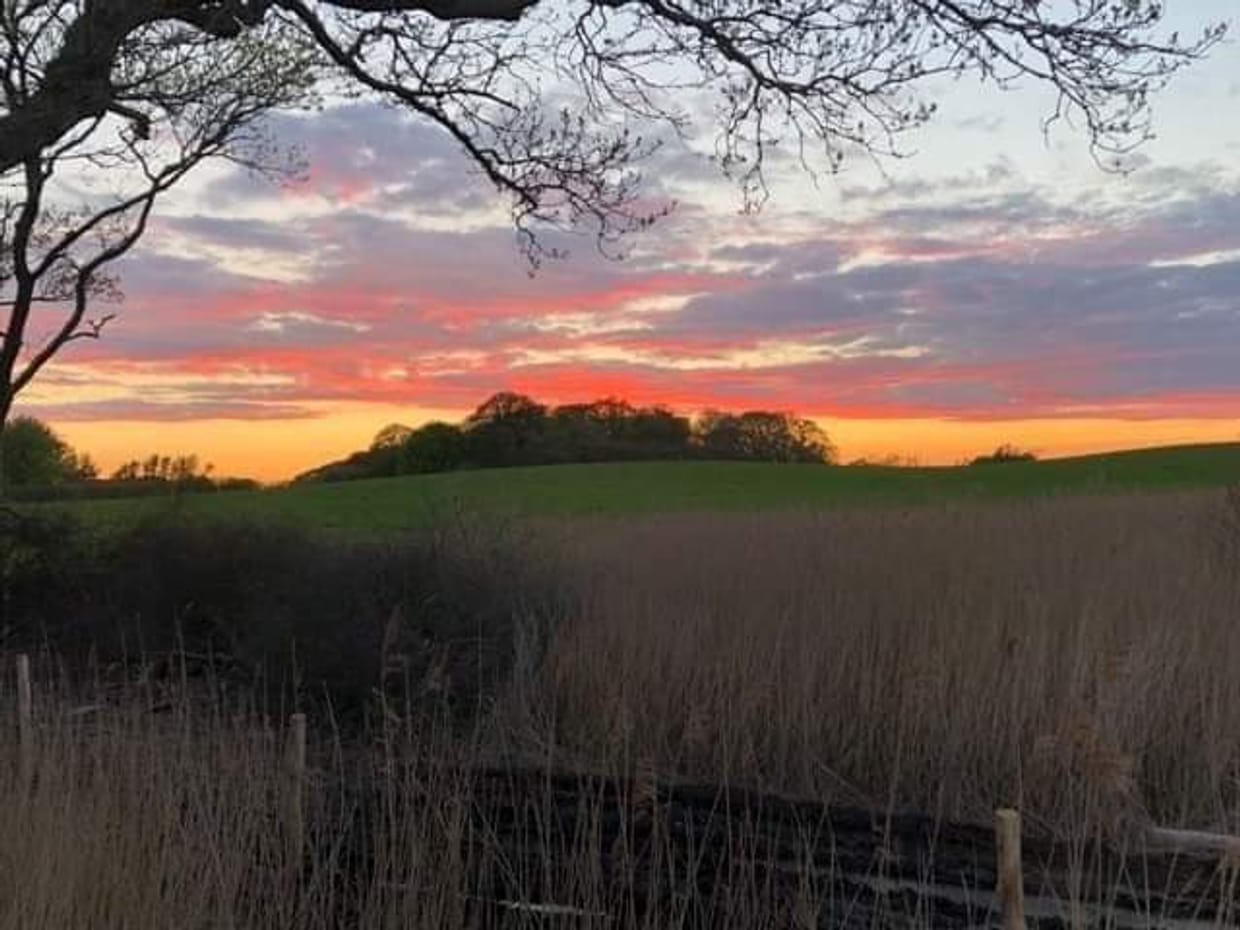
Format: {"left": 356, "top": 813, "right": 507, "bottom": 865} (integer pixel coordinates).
{"left": 29, "top": 133, "right": 1240, "bottom": 429}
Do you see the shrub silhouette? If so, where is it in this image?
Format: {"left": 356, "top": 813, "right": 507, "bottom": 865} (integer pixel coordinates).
{"left": 0, "top": 510, "right": 561, "bottom": 725}
{"left": 970, "top": 444, "right": 1038, "bottom": 466}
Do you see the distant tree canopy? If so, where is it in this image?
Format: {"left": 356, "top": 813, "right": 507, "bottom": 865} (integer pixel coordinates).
{"left": 111, "top": 453, "right": 214, "bottom": 483}
{"left": 696, "top": 410, "right": 835, "bottom": 464}
{"left": 371, "top": 423, "right": 414, "bottom": 450}
{"left": 0, "top": 415, "right": 94, "bottom": 487}
{"left": 0, "top": 417, "right": 259, "bottom": 499}
{"left": 296, "top": 392, "right": 835, "bottom": 482}
{"left": 465, "top": 392, "right": 551, "bottom": 467}
{"left": 401, "top": 422, "right": 470, "bottom": 474}
{"left": 970, "top": 444, "right": 1038, "bottom": 466}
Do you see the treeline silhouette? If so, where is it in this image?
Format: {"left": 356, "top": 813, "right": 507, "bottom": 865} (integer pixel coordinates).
{"left": 969, "top": 443, "right": 1038, "bottom": 466}
{"left": 0, "top": 415, "right": 259, "bottom": 500}
{"left": 296, "top": 392, "right": 836, "bottom": 482}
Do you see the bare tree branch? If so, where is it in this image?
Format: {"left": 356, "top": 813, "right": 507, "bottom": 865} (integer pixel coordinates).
{"left": 0, "top": 10, "right": 313, "bottom": 422}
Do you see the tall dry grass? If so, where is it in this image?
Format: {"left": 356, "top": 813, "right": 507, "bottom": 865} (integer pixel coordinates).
{"left": 523, "top": 490, "right": 1240, "bottom": 834}
{"left": 2, "top": 488, "right": 1239, "bottom": 928}
{"left": 0, "top": 667, "right": 846, "bottom": 930}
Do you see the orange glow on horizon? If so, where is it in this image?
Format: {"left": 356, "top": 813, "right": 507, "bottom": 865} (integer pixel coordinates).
{"left": 54, "top": 408, "right": 1240, "bottom": 483}
{"left": 825, "top": 418, "right": 1240, "bottom": 466}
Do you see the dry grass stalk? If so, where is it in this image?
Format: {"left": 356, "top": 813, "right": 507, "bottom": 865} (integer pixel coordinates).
{"left": 15, "top": 654, "right": 31, "bottom": 790}
{"left": 530, "top": 491, "right": 1240, "bottom": 836}
{"left": 285, "top": 711, "right": 307, "bottom": 868}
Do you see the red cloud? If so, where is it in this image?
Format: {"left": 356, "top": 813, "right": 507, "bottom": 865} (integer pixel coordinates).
{"left": 37, "top": 161, "right": 1240, "bottom": 433}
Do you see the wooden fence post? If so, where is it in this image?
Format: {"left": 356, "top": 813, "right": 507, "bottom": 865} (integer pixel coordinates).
{"left": 16, "top": 653, "right": 32, "bottom": 788}
{"left": 284, "top": 712, "right": 307, "bottom": 867}
{"left": 995, "top": 808, "right": 1027, "bottom": 930}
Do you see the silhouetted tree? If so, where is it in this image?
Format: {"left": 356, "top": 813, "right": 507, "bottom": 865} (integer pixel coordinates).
{"left": 584, "top": 398, "right": 637, "bottom": 437}
{"left": 0, "top": 416, "right": 80, "bottom": 486}
{"left": 362, "top": 424, "right": 413, "bottom": 476}
{"left": 0, "top": 21, "right": 312, "bottom": 445}
{"left": 111, "top": 453, "right": 214, "bottom": 483}
{"left": 546, "top": 404, "right": 612, "bottom": 462}
{"left": 694, "top": 410, "right": 745, "bottom": 460}
{"left": 468, "top": 392, "right": 547, "bottom": 426}
{"left": 372, "top": 423, "right": 414, "bottom": 450}
{"left": 466, "top": 392, "right": 548, "bottom": 466}
{"left": 623, "top": 406, "right": 692, "bottom": 457}
{"left": 70, "top": 452, "right": 98, "bottom": 480}
{"left": 971, "top": 444, "right": 1038, "bottom": 466}
{"left": 783, "top": 415, "right": 837, "bottom": 464}
{"left": 401, "top": 422, "right": 468, "bottom": 473}
{"left": 695, "top": 410, "right": 834, "bottom": 463}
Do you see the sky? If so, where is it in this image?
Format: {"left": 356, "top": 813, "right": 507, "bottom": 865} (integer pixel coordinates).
{"left": 18, "top": 2, "right": 1240, "bottom": 480}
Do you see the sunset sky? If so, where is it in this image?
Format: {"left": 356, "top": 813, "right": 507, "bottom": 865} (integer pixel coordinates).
{"left": 20, "top": 2, "right": 1240, "bottom": 481}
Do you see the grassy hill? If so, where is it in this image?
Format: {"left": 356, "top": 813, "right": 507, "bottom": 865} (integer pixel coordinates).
{"left": 62, "top": 442, "right": 1240, "bottom": 532}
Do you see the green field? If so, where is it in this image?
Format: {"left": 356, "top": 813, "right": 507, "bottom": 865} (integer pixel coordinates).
{"left": 63, "top": 442, "right": 1240, "bottom": 531}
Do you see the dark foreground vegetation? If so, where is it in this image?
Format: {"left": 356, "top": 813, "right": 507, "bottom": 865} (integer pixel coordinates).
{"left": 297, "top": 392, "right": 836, "bottom": 483}
{"left": 3, "top": 694, "right": 1237, "bottom": 930}
{"left": 2, "top": 486, "right": 1240, "bottom": 926}
{"left": 0, "top": 508, "right": 555, "bottom": 719}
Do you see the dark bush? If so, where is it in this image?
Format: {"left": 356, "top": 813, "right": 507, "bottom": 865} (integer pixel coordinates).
{"left": 0, "top": 506, "right": 99, "bottom": 647}
{"left": 0, "top": 509, "right": 563, "bottom": 726}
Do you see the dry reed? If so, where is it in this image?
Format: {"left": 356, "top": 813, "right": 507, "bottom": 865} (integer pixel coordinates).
{"left": 2, "top": 488, "right": 1238, "bottom": 928}
{"left": 526, "top": 490, "right": 1240, "bottom": 833}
